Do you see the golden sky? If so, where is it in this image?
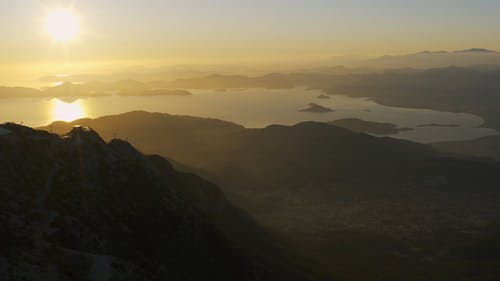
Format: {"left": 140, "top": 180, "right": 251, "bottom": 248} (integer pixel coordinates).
{"left": 1, "top": 0, "right": 499, "bottom": 66}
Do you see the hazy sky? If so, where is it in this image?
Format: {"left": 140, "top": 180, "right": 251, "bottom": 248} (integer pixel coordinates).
{"left": 1, "top": 0, "right": 500, "bottom": 65}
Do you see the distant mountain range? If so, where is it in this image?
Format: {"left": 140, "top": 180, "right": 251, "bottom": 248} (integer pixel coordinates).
{"left": 3, "top": 64, "right": 500, "bottom": 135}
{"left": 142, "top": 67, "right": 500, "bottom": 132}
{"left": 363, "top": 48, "right": 500, "bottom": 68}
{"left": 454, "top": 48, "right": 498, "bottom": 53}
{"left": 413, "top": 48, "right": 497, "bottom": 55}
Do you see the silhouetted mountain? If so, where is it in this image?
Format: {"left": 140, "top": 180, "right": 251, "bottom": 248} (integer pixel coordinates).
{"left": 38, "top": 64, "right": 262, "bottom": 85}
{"left": 299, "top": 103, "right": 333, "bottom": 113}
{"left": 363, "top": 49, "right": 500, "bottom": 68}
{"left": 119, "top": 89, "right": 192, "bottom": 96}
{"left": 41, "top": 111, "right": 500, "bottom": 280}
{"left": 41, "top": 111, "right": 435, "bottom": 190}
{"left": 454, "top": 48, "right": 498, "bottom": 54}
{"left": 0, "top": 123, "right": 314, "bottom": 281}
{"left": 159, "top": 73, "right": 296, "bottom": 89}
{"left": 44, "top": 81, "right": 192, "bottom": 99}
{"left": 0, "top": 81, "right": 191, "bottom": 101}
{"left": 318, "top": 67, "right": 500, "bottom": 131}
{"left": 295, "top": 65, "right": 379, "bottom": 75}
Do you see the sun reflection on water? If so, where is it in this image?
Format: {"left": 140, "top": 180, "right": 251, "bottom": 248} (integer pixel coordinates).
{"left": 52, "top": 99, "right": 85, "bottom": 122}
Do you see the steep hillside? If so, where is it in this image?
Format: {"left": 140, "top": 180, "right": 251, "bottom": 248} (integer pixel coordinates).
{"left": 0, "top": 123, "right": 313, "bottom": 281}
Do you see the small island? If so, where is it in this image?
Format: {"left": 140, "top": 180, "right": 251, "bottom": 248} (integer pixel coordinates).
{"left": 329, "top": 118, "right": 413, "bottom": 135}
{"left": 317, "top": 94, "right": 331, "bottom": 99}
{"left": 417, "top": 123, "right": 459, "bottom": 128}
{"left": 299, "top": 103, "right": 334, "bottom": 113}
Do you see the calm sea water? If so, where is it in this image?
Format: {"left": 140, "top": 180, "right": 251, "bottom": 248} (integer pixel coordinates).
{"left": 0, "top": 88, "right": 497, "bottom": 143}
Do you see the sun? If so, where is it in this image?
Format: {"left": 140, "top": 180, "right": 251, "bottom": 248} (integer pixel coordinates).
{"left": 53, "top": 99, "right": 85, "bottom": 122}
{"left": 45, "top": 10, "right": 79, "bottom": 43}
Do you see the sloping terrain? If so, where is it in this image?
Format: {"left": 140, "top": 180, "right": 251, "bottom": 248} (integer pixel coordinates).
{"left": 0, "top": 123, "right": 313, "bottom": 281}
{"left": 432, "top": 135, "right": 500, "bottom": 161}
{"left": 41, "top": 112, "right": 500, "bottom": 280}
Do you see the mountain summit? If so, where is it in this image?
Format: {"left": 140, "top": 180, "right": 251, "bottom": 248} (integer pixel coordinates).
{"left": 0, "top": 123, "right": 311, "bottom": 281}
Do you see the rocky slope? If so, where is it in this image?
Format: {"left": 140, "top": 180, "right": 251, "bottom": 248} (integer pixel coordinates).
{"left": 0, "top": 123, "right": 313, "bottom": 281}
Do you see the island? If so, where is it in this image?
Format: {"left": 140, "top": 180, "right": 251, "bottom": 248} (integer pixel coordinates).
{"left": 329, "top": 118, "right": 414, "bottom": 135}
{"left": 317, "top": 94, "right": 331, "bottom": 99}
{"left": 416, "top": 123, "right": 459, "bottom": 128}
{"left": 299, "top": 103, "right": 334, "bottom": 113}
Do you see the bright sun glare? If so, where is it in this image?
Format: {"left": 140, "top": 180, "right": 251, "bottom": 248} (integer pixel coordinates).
{"left": 45, "top": 10, "right": 79, "bottom": 43}
{"left": 53, "top": 99, "right": 85, "bottom": 122}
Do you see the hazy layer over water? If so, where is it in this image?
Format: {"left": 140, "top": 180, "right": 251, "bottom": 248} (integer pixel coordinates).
{"left": 1, "top": 88, "right": 497, "bottom": 143}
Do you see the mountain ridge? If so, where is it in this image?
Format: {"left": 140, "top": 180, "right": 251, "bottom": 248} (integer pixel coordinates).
{"left": 0, "top": 122, "right": 315, "bottom": 281}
